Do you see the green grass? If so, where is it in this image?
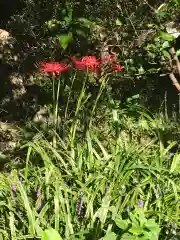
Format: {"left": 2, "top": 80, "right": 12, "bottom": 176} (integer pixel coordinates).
{"left": 0, "top": 70, "right": 180, "bottom": 240}
{"left": 0, "top": 101, "right": 179, "bottom": 239}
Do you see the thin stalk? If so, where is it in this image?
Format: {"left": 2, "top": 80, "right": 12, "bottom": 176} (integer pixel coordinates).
{"left": 25, "top": 146, "right": 32, "bottom": 184}
{"left": 52, "top": 75, "right": 61, "bottom": 147}
{"left": 70, "top": 72, "right": 88, "bottom": 148}
{"left": 89, "top": 74, "right": 109, "bottom": 127}
{"left": 64, "top": 72, "right": 76, "bottom": 121}
{"left": 75, "top": 75, "right": 87, "bottom": 117}
{"left": 52, "top": 77, "right": 55, "bottom": 107}
{"left": 54, "top": 77, "right": 61, "bottom": 127}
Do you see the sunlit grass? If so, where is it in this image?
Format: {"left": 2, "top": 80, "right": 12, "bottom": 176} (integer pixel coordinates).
{"left": 0, "top": 72, "right": 180, "bottom": 239}
{"left": 0, "top": 103, "right": 179, "bottom": 239}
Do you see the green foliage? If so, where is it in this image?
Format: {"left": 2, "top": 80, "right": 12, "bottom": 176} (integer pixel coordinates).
{"left": 0, "top": 1, "right": 180, "bottom": 240}
{"left": 160, "top": 32, "right": 174, "bottom": 42}
{"left": 42, "top": 228, "right": 63, "bottom": 240}
{"left": 58, "top": 32, "right": 73, "bottom": 50}
{"left": 0, "top": 100, "right": 180, "bottom": 239}
{"left": 45, "top": 5, "right": 97, "bottom": 50}
{"left": 114, "top": 208, "right": 161, "bottom": 239}
{"left": 45, "top": 5, "right": 74, "bottom": 50}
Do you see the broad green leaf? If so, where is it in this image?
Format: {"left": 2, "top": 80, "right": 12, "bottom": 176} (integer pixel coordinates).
{"left": 162, "top": 50, "right": 171, "bottom": 59}
{"left": 147, "top": 68, "right": 160, "bottom": 73}
{"left": 129, "top": 226, "right": 143, "bottom": 235}
{"left": 77, "top": 17, "right": 95, "bottom": 29}
{"left": 58, "top": 32, "right": 73, "bottom": 50}
{"left": 143, "top": 227, "right": 160, "bottom": 240}
{"left": 145, "top": 23, "right": 155, "bottom": 28}
{"left": 156, "top": 12, "right": 169, "bottom": 19}
{"left": 138, "top": 66, "right": 145, "bottom": 74}
{"left": 41, "top": 228, "right": 63, "bottom": 240}
{"left": 160, "top": 31, "right": 174, "bottom": 41}
{"left": 114, "top": 218, "right": 129, "bottom": 230}
{"left": 102, "top": 232, "right": 117, "bottom": 240}
{"left": 170, "top": 153, "right": 180, "bottom": 173}
{"left": 176, "top": 49, "right": 180, "bottom": 57}
{"left": 162, "top": 41, "right": 170, "bottom": 48}
{"left": 137, "top": 208, "right": 146, "bottom": 227}
{"left": 129, "top": 213, "right": 139, "bottom": 226}
{"left": 75, "top": 29, "right": 86, "bottom": 37}
{"left": 145, "top": 219, "right": 161, "bottom": 238}
{"left": 64, "top": 6, "right": 73, "bottom": 24}
{"left": 120, "top": 233, "right": 133, "bottom": 240}
{"left": 115, "top": 18, "right": 122, "bottom": 26}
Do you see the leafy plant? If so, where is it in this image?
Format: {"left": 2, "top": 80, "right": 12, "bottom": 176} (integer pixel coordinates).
{"left": 114, "top": 207, "right": 161, "bottom": 240}
{"left": 42, "top": 228, "right": 63, "bottom": 240}
{"left": 45, "top": 5, "right": 96, "bottom": 50}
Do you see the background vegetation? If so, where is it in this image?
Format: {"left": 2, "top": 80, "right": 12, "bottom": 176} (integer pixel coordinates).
{"left": 0, "top": 0, "right": 180, "bottom": 239}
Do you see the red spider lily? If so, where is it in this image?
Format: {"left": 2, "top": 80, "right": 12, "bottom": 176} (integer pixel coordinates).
{"left": 112, "top": 64, "right": 122, "bottom": 72}
{"left": 40, "top": 62, "right": 71, "bottom": 75}
{"left": 101, "top": 55, "right": 122, "bottom": 72}
{"left": 102, "top": 55, "right": 117, "bottom": 63}
{"left": 72, "top": 56, "right": 101, "bottom": 72}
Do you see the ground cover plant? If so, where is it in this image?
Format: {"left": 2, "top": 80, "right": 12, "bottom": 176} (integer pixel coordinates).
{"left": 0, "top": 0, "right": 180, "bottom": 239}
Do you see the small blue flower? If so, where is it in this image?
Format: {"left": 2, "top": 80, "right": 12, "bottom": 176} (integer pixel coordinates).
{"left": 138, "top": 199, "right": 144, "bottom": 208}
{"left": 37, "top": 198, "right": 43, "bottom": 211}
{"left": 36, "top": 189, "right": 43, "bottom": 211}
{"left": 36, "top": 189, "right": 41, "bottom": 198}
{"left": 11, "top": 182, "right": 17, "bottom": 192}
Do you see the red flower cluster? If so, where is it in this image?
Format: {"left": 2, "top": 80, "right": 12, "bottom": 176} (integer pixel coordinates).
{"left": 72, "top": 56, "right": 101, "bottom": 72}
{"left": 72, "top": 55, "right": 122, "bottom": 72}
{"left": 40, "top": 55, "right": 122, "bottom": 75}
{"left": 112, "top": 64, "right": 122, "bottom": 72}
{"left": 101, "top": 55, "right": 122, "bottom": 72}
{"left": 102, "top": 55, "right": 117, "bottom": 63}
{"left": 40, "top": 62, "right": 70, "bottom": 75}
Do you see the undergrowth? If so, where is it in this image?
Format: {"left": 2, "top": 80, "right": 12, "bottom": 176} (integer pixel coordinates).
{"left": 0, "top": 97, "right": 179, "bottom": 239}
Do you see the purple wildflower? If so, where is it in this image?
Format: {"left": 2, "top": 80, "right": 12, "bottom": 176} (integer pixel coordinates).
{"left": 37, "top": 198, "right": 43, "bottom": 211}
{"left": 138, "top": 199, "right": 144, "bottom": 208}
{"left": 36, "top": 189, "right": 41, "bottom": 198}
{"left": 36, "top": 189, "right": 44, "bottom": 211}
{"left": 11, "top": 182, "right": 17, "bottom": 193}
{"left": 76, "top": 192, "right": 84, "bottom": 217}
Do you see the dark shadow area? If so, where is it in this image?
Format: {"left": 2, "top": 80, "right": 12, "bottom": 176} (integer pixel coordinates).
{"left": 0, "top": 0, "right": 24, "bottom": 28}
{"left": 0, "top": 0, "right": 179, "bottom": 126}
{"left": 111, "top": 73, "right": 180, "bottom": 114}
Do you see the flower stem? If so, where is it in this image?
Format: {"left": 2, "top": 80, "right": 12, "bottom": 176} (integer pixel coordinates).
{"left": 89, "top": 74, "right": 108, "bottom": 128}
{"left": 52, "top": 75, "right": 61, "bottom": 148}
{"left": 70, "top": 72, "right": 88, "bottom": 148}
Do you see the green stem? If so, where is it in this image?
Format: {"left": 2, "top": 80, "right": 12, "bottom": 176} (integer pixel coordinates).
{"left": 89, "top": 74, "right": 108, "bottom": 127}
{"left": 64, "top": 73, "right": 76, "bottom": 121}
{"left": 70, "top": 72, "right": 88, "bottom": 147}
{"left": 52, "top": 75, "right": 61, "bottom": 147}
{"left": 55, "top": 77, "right": 61, "bottom": 127}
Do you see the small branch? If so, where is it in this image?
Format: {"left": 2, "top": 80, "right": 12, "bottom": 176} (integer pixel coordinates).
{"left": 169, "top": 72, "right": 180, "bottom": 92}
{"left": 171, "top": 47, "right": 180, "bottom": 76}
